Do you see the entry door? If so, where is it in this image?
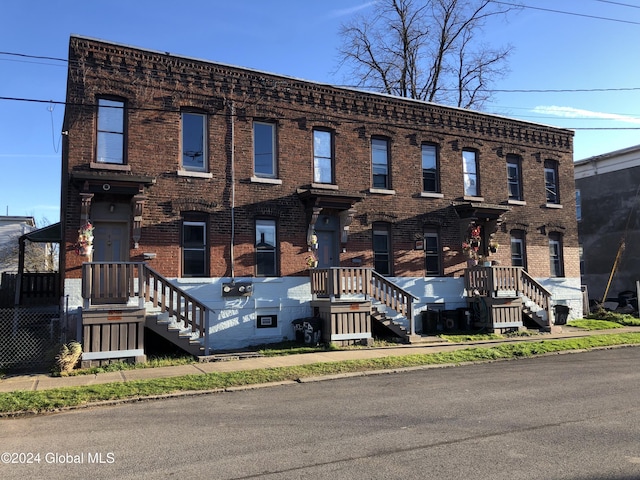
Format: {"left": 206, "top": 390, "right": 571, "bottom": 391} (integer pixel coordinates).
{"left": 93, "top": 222, "right": 129, "bottom": 262}
{"left": 316, "top": 229, "right": 338, "bottom": 268}
{"left": 92, "top": 222, "right": 130, "bottom": 303}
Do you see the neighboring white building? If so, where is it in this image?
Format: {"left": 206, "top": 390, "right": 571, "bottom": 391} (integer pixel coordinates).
{"left": 0, "top": 216, "right": 36, "bottom": 274}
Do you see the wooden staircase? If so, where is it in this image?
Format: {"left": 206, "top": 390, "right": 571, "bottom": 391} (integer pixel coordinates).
{"left": 370, "top": 306, "right": 411, "bottom": 341}
{"left": 145, "top": 309, "right": 205, "bottom": 357}
{"left": 82, "top": 262, "right": 212, "bottom": 358}
{"left": 310, "top": 267, "right": 419, "bottom": 343}
{"left": 465, "top": 265, "right": 556, "bottom": 332}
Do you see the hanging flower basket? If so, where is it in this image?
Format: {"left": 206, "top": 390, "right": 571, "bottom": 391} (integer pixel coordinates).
{"left": 75, "top": 221, "right": 95, "bottom": 257}
{"left": 306, "top": 254, "right": 318, "bottom": 269}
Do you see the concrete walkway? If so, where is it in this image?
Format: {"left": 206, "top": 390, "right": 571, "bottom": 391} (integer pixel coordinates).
{"left": 2, "top": 327, "right": 639, "bottom": 394}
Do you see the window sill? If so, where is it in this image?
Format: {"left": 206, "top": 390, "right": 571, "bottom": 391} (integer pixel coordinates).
{"left": 311, "top": 182, "right": 339, "bottom": 190}
{"left": 177, "top": 170, "right": 213, "bottom": 179}
{"left": 90, "top": 162, "right": 131, "bottom": 172}
{"left": 251, "top": 176, "right": 282, "bottom": 185}
{"left": 369, "top": 188, "right": 396, "bottom": 195}
{"left": 545, "top": 203, "right": 563, "bottom": 209}
{"left": 420, "top": 192, "right": 444, "bottom": 199}
{"left": 463, "top": 195, "right": 485, "bottom": 202}
{"left": 507, "top": 199, "right": 527, "bottom": 206}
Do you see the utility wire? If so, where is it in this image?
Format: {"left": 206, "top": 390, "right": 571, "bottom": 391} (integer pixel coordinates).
{"left": 594, "top": 0, "right": 640, "bottom": 9}
{"left": 494, "top": 1, "right": 640, "bottom": 25}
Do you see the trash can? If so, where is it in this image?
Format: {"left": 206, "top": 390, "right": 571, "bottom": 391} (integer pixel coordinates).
{"left": 422, "top": 310, "right": 440, "bottom": 333}
{"left": 553, "top": 305, "right": 570, "bottom": 325}
{"left": 292, "top": 317, "right": 323, "bottom": 345}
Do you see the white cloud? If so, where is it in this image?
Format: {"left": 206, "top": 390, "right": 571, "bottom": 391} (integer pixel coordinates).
{"left": 533, "top": 105, "right": 640, "bottom": 125}
{"left": 327, "top": 1, "right": 376, "bottom": 19}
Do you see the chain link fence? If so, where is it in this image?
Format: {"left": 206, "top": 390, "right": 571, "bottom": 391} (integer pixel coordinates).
{"left": 0, "top": 306, "right": 71, "bottom": 374}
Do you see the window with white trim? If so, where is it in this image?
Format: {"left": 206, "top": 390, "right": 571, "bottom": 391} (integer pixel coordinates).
{"left": 97, "top": 98, "right": 125, "bottom": 164}
{"left": 254, "top": 121, "right": 277, "bottom": 177}
{"left": 422, "top": 144, "right": 439, "bottom": 193}
{"left": 507, "top": 154, "right": 523, "bottom": 201}
{"left": 424, "top": 230, "right": 441, "bottom": 276}
{"left": 313, "top": 129, "right": 333, "bottom": 184}
{"left": 510, "top": 230, "right": 526, "bottom": 269}
{"left": 549, "top": 232, "right": 564, "bottom": 277}
{"left": 373, "top": 223, "right": 392, "bottom": 275}
{"left": 371, "top": 137, "right": 390, "bottom": 189}
{"left": 463, "top": 150, "right": 478, "bottom": 196}
{"left": 256, "top": 219, "right": 277, "bottom": 277}
{"left": 182, "top": 112, "right": 207, "bottom": 171}
{"left": 544, "top": 160, "right": 560, "bottom": 204}
{"left": 182, "top": 220, "right": 207, "bottom": 277}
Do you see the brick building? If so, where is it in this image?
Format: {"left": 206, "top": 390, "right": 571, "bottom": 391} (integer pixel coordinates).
{"left": 61, "top": 36, "right": 581, "bottom": 353}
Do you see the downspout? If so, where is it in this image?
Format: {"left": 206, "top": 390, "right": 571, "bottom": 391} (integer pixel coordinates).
{"left": 229, "top": 100, "right": 236, "bottom": 281}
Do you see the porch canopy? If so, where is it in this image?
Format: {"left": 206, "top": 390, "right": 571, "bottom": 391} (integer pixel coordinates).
{"left": 15, "top": 222, "right": 62, "bottom": 305}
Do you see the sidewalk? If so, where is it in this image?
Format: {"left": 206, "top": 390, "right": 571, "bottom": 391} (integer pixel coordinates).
{"left": 2, "top": 327, "right": 639, "bottom": 394}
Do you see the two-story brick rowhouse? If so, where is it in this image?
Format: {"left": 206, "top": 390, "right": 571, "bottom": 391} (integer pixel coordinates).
{"left": 61, "top": 35, "right": 581, "bottom": 356}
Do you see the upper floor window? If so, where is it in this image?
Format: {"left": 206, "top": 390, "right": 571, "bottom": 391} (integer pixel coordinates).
{"left": 182, "top": 112, "right": 207, "bottom": 171}
{"left": 256, "top": 219, "right": 278, "bottom": 277}
{"left": 182, "top": 219, "right": 207, "bottom": 277}
{"left": 463, "top": 150, "right": 478, "bottom": 197}
{"left": 313, "top": 129, "right": 333, "bottom": 184}
{"left": 549, "top": 232, "right": 564, "bottom": 277}
{"left": 371, "top": 137, "right": 390, "bottom": 189}
{"left": 372, "top": 223, "right": 392, "bottom": 275}
{"left": 544, "top": 160, "right": 560, "bottom": 204}
{"left": 510, "top": 230, "right": 526, "bottom": 269}
{"left": 254, "top": 121, "right": 277, "bottom": 178}
{"left": 424, "top": 229, "right": 441, "bottom": 276}
{"left": 576, "top": 189, "right": 581, "bottom": 221}
{"left": 97, "top": 98, "right": 125, "bottom": 164}
{"left": 422, "top": 144, "right": 439, "bottom": 193}
{"left": 507, "top": 154, "right": 523, "bottom": 201}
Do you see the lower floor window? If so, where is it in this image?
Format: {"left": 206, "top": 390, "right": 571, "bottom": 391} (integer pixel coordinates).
{"left": 373, "top": 224, "right": 392, "bottom": 275}
{"left": 510, "top": 230, "right": 526, "bottom": 268}
{"left": 256, "top": 219, "right": 277, "bottom": 276}
{"left": 549, "top": 233, "right": 564, "bottom": 277}
{"left": 182, "top": 220, "right": 207, "bottom": 277}
{"left": 424, "top": 231, "right": 441, "bottom": 276}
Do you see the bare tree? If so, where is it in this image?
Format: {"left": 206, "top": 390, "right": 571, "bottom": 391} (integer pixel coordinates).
{"left": 336, "top": 0, "right": 519, "bottom": 109}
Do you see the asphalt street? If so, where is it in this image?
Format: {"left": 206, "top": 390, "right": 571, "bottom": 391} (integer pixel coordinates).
{"left": 1, "top": 346, "right": 640, "bottom": 479}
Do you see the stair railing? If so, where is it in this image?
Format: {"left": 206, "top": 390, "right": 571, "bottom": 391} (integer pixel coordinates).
{"left": 464, "top": 265, "right": 554, "bottom": 326}
{"left": 310, "top": 267, "right": 417, "bottom": 335}
{"left": 520, "top": 269, "right": 554, "bottom": 325}
{"left": 81, "top": 262, "right": 212, "bottom": 354}
{"left": 370, "top": 271, "right": 418, "bottom": 335}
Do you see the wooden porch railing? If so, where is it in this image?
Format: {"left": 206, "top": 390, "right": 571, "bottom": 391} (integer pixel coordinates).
{"left": 310, "top": 267, "right": 418, "bottom": 335}
{"left": 81, "top": 262, "right": 211, "bottom": 353}
{"left": 464, "top": 265, "right": 554, "bottom": 325}
{"left": 2, "top": 272, "right": 60, "bottom": 305}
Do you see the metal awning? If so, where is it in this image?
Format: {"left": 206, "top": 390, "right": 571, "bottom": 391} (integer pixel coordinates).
{"left": 20, "top": 222, "right": 61, "bottom": 243}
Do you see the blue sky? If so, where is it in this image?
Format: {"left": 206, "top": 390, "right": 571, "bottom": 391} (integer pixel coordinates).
{"left": 1, "top": 0, "right": 639, "bottom": 224}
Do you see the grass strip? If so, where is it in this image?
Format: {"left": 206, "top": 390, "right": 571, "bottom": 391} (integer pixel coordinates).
{"left": 2, "top": 332, "right": 640, "bottom": 415}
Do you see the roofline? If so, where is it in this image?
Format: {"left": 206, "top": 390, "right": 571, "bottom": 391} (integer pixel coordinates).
{"left": 0, "top": 216, "right": 36, "bottom": 226}
{"left": 69, "top": 34, "right": 574, "bottom": 135}
{"left": 575, "top": 143, "right": 640, "bottom": 166}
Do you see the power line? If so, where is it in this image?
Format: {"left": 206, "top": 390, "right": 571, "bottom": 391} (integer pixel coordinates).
{"left": 594, "top": 0, "right": 640, "bottom": 9}
{"left": 0, "top": 51, "right": 67, "bottom": 62}
{"left": 494, "top": 1, "right": 640, "bottom": 25}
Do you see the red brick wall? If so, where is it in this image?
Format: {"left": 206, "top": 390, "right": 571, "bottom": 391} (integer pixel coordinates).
{"left": 61, "top": 36, "right": 577, "bottom": 281}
